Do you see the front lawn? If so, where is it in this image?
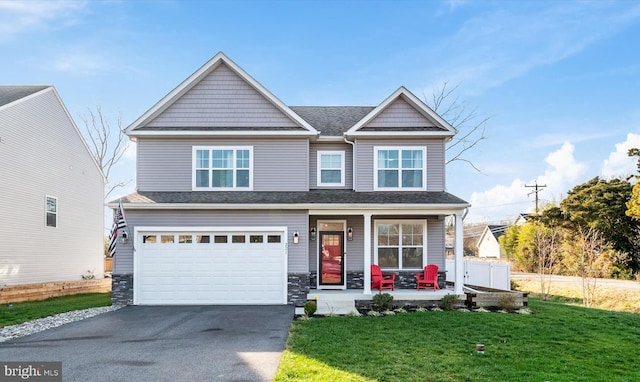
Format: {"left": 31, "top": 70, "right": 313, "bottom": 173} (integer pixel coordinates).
{"left": 275, "top": 298, "right": 640, "bottom": 381}
{"left": 0, "top": 293, "right": 111, "bottom": 327}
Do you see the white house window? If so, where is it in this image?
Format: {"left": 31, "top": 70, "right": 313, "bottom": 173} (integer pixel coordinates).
{"left": 374, "top": 147, "right": 426, "bottom": 190}
{"left": 317, "top": 151, "right": 345, "bottom": 186}
{"left": 375, "top": 221, "right": 425, "bottom": 269}
{"left": 193, "top": 147, "right": 253, "bottom": 190}
{"left": 45, "top": 196, "right": 57, "bottom": 227}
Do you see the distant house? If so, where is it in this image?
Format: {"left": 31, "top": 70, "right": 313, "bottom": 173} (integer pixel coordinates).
{"left": 477, "top": 225, "right": 508, "bottom": 258}
{"left": 0, "top": 86, "right": 105, "bottom": 285}
{"left": 513, "top": 213, "right": 530, "bottom": 226}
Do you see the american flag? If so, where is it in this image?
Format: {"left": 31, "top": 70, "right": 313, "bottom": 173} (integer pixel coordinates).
{"left": 108, "top": 200, "right": 127, "bottom": 257}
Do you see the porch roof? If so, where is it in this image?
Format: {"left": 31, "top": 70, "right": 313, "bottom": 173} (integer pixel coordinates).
{"left": 111, "top": 190, "right": 469, "bottom": 210}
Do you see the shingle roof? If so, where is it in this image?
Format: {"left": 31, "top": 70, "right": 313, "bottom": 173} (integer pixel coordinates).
{"left": 0, "top": 86, "right": 49, "bottom": 107}
{"left": 290, "top": 106, "right": 375, "bottom": 136}
{"left": 115, "top": 189, "right": 468, "bottom": 207}
{"left": 487, "top": 225, "right": 508, "bottom": 240}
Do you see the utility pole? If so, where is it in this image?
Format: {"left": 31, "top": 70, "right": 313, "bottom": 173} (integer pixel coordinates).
{"left": 525, "top": 181, "right": 547, "bottom": 214}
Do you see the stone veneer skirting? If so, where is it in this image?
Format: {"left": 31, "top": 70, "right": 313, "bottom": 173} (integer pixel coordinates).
{"left": 309, "top": 270, "right": 446, "bottom": 290}
{"left": 111, "top": 274, "right": 133, "bottom": 305}
{"left": 287, "top": 273, "right": 310, "bottom": 306}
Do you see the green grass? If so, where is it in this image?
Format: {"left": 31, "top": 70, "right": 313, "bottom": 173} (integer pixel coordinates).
{"left": 275, "top": 298, "right": 640, "bottom": 381}
{"left": 0, "top": 293, "right": 111, "bottom": 328}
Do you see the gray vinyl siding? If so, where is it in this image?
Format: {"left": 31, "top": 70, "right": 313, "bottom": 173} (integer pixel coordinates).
{"left": 147, "top": 63, "right": 298, "bottom": 128}
{"left": 354, "top": 138, "right": 446, "bottom": 192}
{"left": 308, "top": 216, "right": 363, "bottom": 272}
{"left": 137, "top": 137, "right": 309, "bottom": 191}
{"left": 309, "top": 142, "right": 353, "bottom": 189}
{"left": 366, "top": 98, "right": 437, "bottom": 128}
{"left": 0, "top": 88, "right": 104, "bottom": 285}
{"left": 114, "top": 209, "right": 309, "bottom": 274}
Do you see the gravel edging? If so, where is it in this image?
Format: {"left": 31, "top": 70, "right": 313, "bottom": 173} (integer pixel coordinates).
{"left": 0, "top": 305, "right": 123, "bottom": 343}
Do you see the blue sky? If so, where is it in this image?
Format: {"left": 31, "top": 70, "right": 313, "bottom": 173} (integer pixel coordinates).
{"left": 2, "top": 0, "right": 640, "bottom": 224}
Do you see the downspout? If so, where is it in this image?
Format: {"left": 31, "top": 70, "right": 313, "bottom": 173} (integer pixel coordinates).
{"left": 343, "top": 134, "right": 355, "bottom": 191}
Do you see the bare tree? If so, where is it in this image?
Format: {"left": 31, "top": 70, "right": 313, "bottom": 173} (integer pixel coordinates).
{"left": 426, "top": 81, "right": 490, "bottom": 172}
{"left": 576, "top": 227, "right": 608, "bottom": 307}
{"left": 79, "top": 105, "right": 130, "bottom": 199}
{"left": 534, "top": 225, "right": 562, "bottom": 301}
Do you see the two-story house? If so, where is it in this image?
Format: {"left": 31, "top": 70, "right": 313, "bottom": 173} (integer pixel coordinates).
{"left": 109, "top": 52, "right": 468, "bottom": 306}
{"left": 0, "top": 86, "right": 105, "bottom": 286}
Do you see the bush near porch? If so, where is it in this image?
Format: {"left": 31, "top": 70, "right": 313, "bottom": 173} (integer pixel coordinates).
{"left": 275, "top": 298, "right": 640, "bottom": 381}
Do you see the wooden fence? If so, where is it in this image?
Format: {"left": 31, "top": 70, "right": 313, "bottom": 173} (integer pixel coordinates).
{"left": 104, "top": 257, "right": 113, "bottom": 272}
{"left": 0, "top": 279, "right": 112, "bottom": 304}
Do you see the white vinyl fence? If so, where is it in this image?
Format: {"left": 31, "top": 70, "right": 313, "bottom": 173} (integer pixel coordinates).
{"left": 445, "top": 258, "right": 511, "bottom": 290}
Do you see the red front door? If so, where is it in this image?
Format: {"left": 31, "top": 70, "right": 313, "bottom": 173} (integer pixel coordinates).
{"left": 319, "top": 231, "right": 344, "bottom": 285}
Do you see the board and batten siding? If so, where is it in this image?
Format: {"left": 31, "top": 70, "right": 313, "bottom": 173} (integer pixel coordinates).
{"left": 0, "top": 88, "right": 104, "bottom": 285}
{"left": 309, "top": 142, "right": 353, "bottom": 189}
{"left": 366, "top": 98, "right": 438, "bottom": 128}
{"left": 113, "top": 209, "right": 309, "bottom": 274}
{"left": 136, "top": 137, "right": 309, "bottom": 191}
{"left": 146, "top": 63, "right": 299, "bottom": 128}
{"left": 354, "top": 139, "right": 446, "bottom": 192}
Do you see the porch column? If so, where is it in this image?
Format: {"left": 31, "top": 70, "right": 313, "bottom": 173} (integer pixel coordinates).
{"left": 454, "top": 213, "right": 465, "bottom": 295}
{"left": 363, "top": 212, "right": 373, "bottom": 294}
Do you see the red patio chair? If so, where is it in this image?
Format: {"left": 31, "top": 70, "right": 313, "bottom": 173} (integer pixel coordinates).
{"left": 416, "top": 264, "right": 440, "bottom": 291}
{"left": 371, "top": 264, "right": 395, "bottom": 292}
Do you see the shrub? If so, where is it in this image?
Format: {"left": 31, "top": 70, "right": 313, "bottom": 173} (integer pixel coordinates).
{"left": 498, "top": 294, "right": 517, "bottom": 312}
{"left": 440, "top": 294, "right": 460, "bottom": 311}
{"left": 510, "top": 280, "right": 520, "bottom": 290}
{"left": 304, "top": 300, "right": 317, "bottom": 317}
{"left": 372, "top": 293, "right": 394, "bottom": 311}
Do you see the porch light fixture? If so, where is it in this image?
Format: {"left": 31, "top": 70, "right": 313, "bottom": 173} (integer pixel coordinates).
{"left": 120, "top": 230, "right": 129, "bottom": 244}
{"left": 293, "top": 231, "right": 300, "bottom": 244}
{"left": 347, "top": 227, "right": 353, "bottom": 241}
{"left": 310, "top": 227, "right": 316, "bottom": 241}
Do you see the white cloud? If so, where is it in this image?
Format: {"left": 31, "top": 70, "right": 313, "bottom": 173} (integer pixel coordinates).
{"left": 601, "top": 133, "right": 640, "bottom": 178}
{"left": 0, "top": 0, "right": 86, "bottom": 43}
{"left": 466, "top": 142, "right": 587, "bottom": 223}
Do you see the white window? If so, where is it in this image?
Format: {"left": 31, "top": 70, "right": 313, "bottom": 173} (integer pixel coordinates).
{"left": 374, "top": 147, "right": 426, "bottom": 190}
{"left": 317, "top": 151, "right": 345, "bottom": 187}
{"left": 375, "top": 221, "right": 425, "bottom": 269}
{"left": 193, "top": 147, "right": 253, "bottom": 190}
{"left": 45, "top": 196, "right": 57, "bottom": 227}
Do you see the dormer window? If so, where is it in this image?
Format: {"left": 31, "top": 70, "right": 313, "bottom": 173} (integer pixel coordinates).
{"left": 374, "top": 147, "right": 426, "bottom": 190}
{"left": 193, "top": 146, "right": 253, "bottom": 190}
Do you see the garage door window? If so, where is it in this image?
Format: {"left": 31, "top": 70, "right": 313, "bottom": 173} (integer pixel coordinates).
{"left": 268, "top": 235, "right": 281, "bottom": 243}
{"left": 161, "top": 235, "right": 174, "bottom": 243}
{"left": 197, "top": 235, "right": 210, "bottom": 243}
{"left": 232, "top": 235, "right": 246, "bottom": 243}
{"left": 143, "top": 235, "right": 157, "bottom": 244}
{"left": 214, "top": 235, "right": 228, "bottom": 243}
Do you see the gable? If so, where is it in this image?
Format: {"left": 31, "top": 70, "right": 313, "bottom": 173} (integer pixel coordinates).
{"left": 345, "top": 87, "right": 456, "bottom": 138}
{"left": 127, "top": 52, "right": 317, "bottom": 136}
{"left": 363, "top": 97, "right": 441, "bottom": 130}
{"left": 146, "top": 63, "right": 299, "bottom": 129}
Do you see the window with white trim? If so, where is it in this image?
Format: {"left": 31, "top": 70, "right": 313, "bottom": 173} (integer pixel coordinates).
{"left": 375, "top": 221, "right": 425, "bottom": 269}
{"left": 45, "top": 196, "right": 57, "bottom": 227}
{"left": 193, "top": 147, "right": 253, "bottom": 190}
{"left": 317, "top": 151, "right": 345, "bottom": 187}
{"left": 374, "top": 147, "right": 426, "bottom": 190}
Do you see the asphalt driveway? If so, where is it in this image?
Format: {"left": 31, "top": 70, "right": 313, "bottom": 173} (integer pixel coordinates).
{"left": 0, "top": 305, "right": 294, "bottom": 382}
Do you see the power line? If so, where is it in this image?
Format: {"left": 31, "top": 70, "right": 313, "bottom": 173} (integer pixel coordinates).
{"left": 525, "top": 181, "right": 547, "bottom": 214}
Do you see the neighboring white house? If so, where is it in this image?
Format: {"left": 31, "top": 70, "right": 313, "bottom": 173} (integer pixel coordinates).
{"left": 0, "top": 86, "right": 105, "bottom": 285}
{"left": 477, "top": 224, "right": 508, "bottom": 258}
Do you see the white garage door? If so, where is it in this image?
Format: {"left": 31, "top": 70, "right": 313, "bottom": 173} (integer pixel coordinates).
{"left": 134, "top": 228, "right": 287, "bottom": 305}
